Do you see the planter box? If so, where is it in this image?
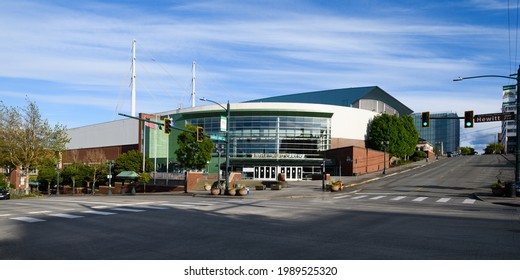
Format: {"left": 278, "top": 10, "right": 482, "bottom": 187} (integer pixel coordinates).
{"left": 255, "top": 185, "right": 266, "bottom": 191}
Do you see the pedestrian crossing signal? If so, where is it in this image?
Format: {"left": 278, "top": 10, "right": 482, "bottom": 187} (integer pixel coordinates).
{"left": 421, "top": 112, "right": 430, "bottom": 128}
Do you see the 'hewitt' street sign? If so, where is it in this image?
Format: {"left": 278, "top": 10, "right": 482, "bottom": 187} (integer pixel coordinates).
{"left": 474, "top": 112, "right": 515, "bottom": 123}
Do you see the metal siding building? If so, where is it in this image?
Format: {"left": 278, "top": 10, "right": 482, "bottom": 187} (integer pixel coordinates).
{"left": 67, "top": 118, "right": 139, "bottom": 150}
{"left": 248, "top": 86, "right": 413, "bottom": 116}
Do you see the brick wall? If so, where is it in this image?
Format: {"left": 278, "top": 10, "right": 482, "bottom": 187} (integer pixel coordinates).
{"left": 62, "top": 144, "right": 138, "bottom": 165}
{"left": 325, "top": 146, "right": 389, "bottom": 176}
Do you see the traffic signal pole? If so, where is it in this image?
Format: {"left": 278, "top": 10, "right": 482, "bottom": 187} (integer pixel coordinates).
{"left": 118, "top": 113, "right": 194, "bottom": 134}
{"left": 453, "top": 65, "right": 520, "bottom": 197}
{"left": 513, "top": 65, "right": 520, "bottom": 196}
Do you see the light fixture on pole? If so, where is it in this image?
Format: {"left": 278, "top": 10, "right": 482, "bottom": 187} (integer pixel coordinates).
{"left": 200, "top": 97, "right": 231, "bottom": 193}
{"left": 454, "top": 66, "right": 520, "bottom": 197}
{"left": 107, "top": 160, "right": 114, "bottom": 195}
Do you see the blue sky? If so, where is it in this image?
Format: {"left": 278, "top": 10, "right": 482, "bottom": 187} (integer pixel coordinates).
{"left": 1, "top": 0, "right": 519, "bottom": 151}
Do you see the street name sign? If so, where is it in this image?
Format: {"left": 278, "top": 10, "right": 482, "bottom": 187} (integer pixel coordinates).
{"left": 210, "top": 135, "right": 226, "bottom": 141}
{"left": 474, "top": 112, "right": 515, "bottom": 123}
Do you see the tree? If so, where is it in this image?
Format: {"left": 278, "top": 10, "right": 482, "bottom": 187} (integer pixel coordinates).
{"left": 485, "top": 143, "right": 503, "bottom": 154}
{"left": 460, "top": 146, "right": 475, "bottom": 155}
{"left": 114, "top": 150, "right": 153, "bottom": 175}
{"left": 0, "top": 99, "right": 69, "bottom": 194}
{"left": 175, "top": 124, "right": 214, "bottom": 170}
{"left": 85, "top": 149, "right": 107, "bottom": 194}
{"left": 367, "top": 114, "right": 419, "bottom": 159}
{"left": 37, "top": 157, "right": 60, "bottom": 194}
{"left": 63, "top": 163, "right": 83, "bottom": 194}
{"left": 138, "top": 172, "right": 151, "bottom": 193}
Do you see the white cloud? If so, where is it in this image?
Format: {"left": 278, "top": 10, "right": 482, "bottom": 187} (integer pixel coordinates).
{"left": 0, "top": 0, "right": 514, "bottom": 136}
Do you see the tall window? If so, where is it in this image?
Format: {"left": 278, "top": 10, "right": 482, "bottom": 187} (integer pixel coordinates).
{"left": 188, "top": 115, "right": 331, "bottom": 158}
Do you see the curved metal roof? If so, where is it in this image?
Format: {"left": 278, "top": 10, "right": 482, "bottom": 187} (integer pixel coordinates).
{"left": 247, "top": 86, "right": 413, "bottom": 116}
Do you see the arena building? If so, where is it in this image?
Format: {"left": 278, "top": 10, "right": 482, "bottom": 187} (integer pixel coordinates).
{"left": 64, "top": 86, "right": 413, "bottom": 181}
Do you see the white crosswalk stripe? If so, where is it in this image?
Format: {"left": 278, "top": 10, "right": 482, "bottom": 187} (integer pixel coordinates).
{"left": 331, "top": 193, "right": 478, "bottom": 206}
{"left": 111, "top": 207, "right": 146, "bottom": 213}
{"left": 29, "top": 210, "right": 52, "bottom": 214}
{"left": 134, "top": 205, "right": 169, "bottom": 210}
{"left": 11, "top": 217, "right": 45, "bottom": 223}
{"left": 161, "top": 203, "right": 198, "bottom": 208}
{"left": 81, "top": 210, "right": 117, "bottom": 216}
{"left": 5, "top": 200, "right": 219, "bottom": 224}
{"left": 48, "top": 213, "right": 84, "bottom": 219}
{"left": 462, "top": 199, "right": 476, "bottom": 204}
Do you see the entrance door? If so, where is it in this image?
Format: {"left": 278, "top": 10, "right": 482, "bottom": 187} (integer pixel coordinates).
{"left": 254, "top": 166, "right": 276, "bottom": 180}
{"left": 281, "top": 166, "right": 302, "bottom": 181}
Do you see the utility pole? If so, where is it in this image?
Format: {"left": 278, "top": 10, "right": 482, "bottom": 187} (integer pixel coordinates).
{"left": 131, "top": 39, "right": 136, "bottom": 117}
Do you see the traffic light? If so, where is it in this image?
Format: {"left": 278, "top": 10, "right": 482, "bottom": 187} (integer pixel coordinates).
{"left": 464, "top": 110, "right": 474, "bottom": 128}
{"left": 196, "top": 126, "right": 204, "bottom": 142}
{"left": 164, "top": 118, "right": 171, "bottom": 135}
{"left": 421, "top": 112, "right": 430, "bottom": 128}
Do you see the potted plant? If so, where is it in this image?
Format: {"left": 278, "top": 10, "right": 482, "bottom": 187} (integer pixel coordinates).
{"left": 491, "top": 180, "right": 505, "bottom": 197}
{"left": 238, "top": 186, "right": 248, "bottom": 196}
{"left": 227, "top": 187, "right": 236, "bottom": 196}
{"left": 330, "top": 180, "right": 342, "bottom": 192}
{"left": 210, "top": 186, "right": 221, "bottom": 195}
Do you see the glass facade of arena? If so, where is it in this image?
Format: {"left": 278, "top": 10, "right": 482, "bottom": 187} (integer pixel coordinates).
{"left": 186, "top": 114, "right": 331, "bottom": 180}
{"left": 188, "top": 116, "right": 330, "bottom": 158}
{"left": 142, "top": 109, "right": 332, "bottom": 181}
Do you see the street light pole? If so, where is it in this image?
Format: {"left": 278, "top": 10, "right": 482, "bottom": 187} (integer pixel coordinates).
{"left": 225, "top": 101, "right": 230, "bottom": 192}
{"left": 107, "top": 160, "right": 114, "bottom": 195}
{"left": 454, "top": 65, "right": 520, "bottom": 197}
{"left": 200, "top": 97, "right": 231, "bottom": 194}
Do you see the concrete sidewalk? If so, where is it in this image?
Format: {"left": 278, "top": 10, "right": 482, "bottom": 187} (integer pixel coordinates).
{"left": 190, "top": 158, "right": 435, "bottom": 200}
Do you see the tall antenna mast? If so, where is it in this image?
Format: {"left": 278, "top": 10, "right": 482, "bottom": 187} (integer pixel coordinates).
{"left": 191, "top": 61, "right": 196, "bottom": 107}
{"left": 131, "top": 39, "right": 137, "bottom": 117}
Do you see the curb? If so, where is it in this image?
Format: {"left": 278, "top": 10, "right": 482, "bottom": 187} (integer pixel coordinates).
{"left": 471, "top": 192, "right": 520, "bottom": 208}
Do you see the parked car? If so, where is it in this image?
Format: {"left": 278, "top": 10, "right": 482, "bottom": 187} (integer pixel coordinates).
{"left": 0, "top": 188, "right": 10, "bottom": 200}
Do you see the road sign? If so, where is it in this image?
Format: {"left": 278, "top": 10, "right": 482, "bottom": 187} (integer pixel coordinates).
{"left": 474, "top": 112, "right": 515, "bottom": 123}
{"left": 210, "top": 135, "right": 226, "bottom": 141}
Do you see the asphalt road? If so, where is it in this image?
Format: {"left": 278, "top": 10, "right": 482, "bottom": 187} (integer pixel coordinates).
{"left": 0, "top": 155, "right": 519, "bottom": 260}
